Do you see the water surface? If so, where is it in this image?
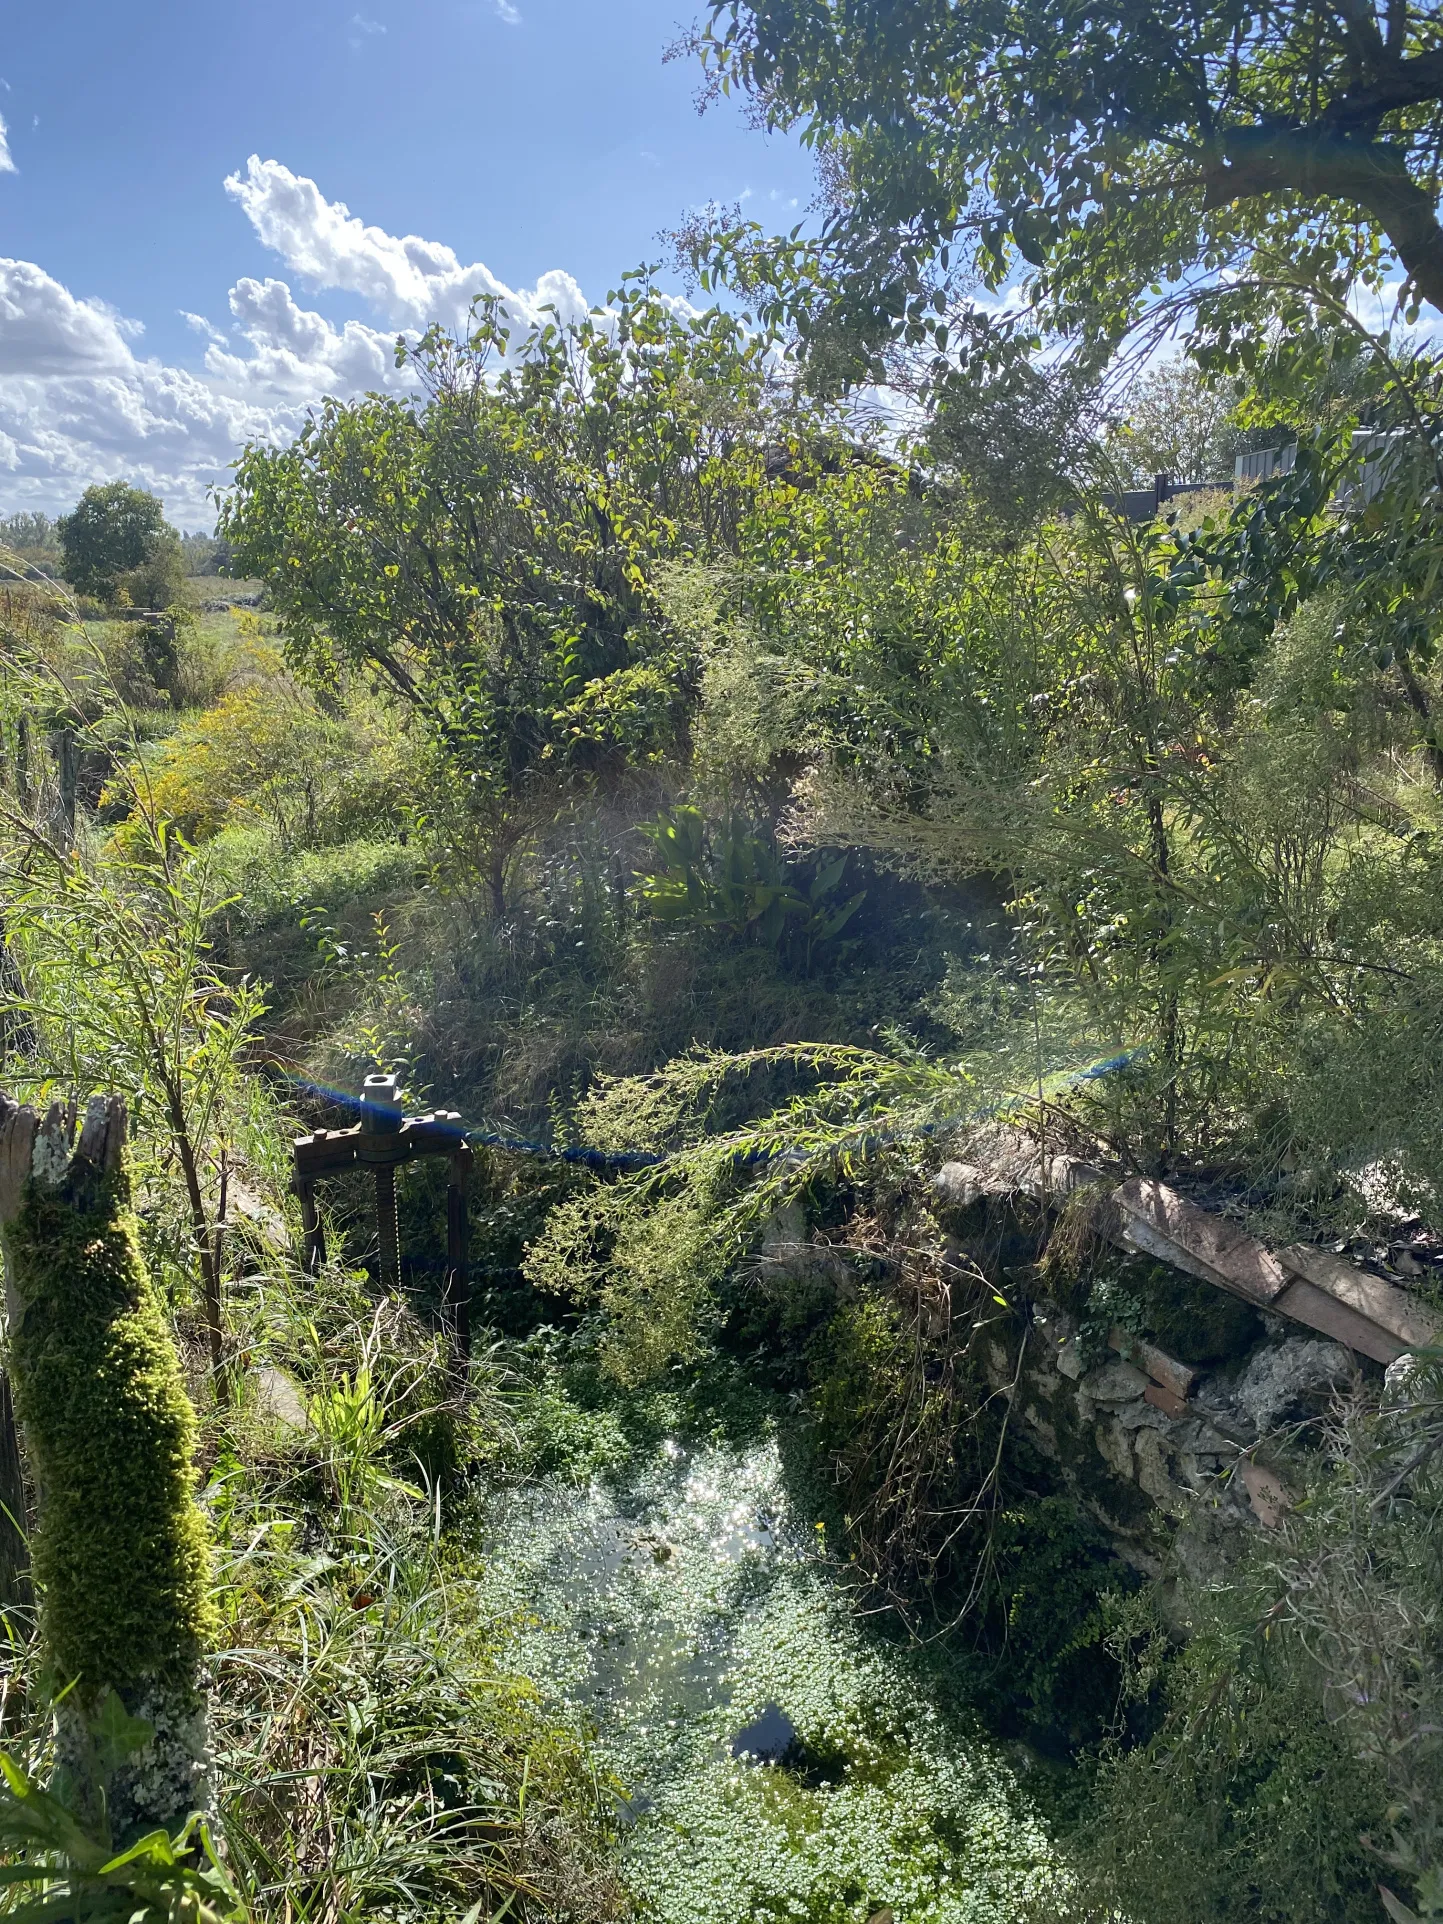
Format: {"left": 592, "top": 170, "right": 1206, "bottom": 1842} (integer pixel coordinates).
{"left": 482, "top": 1436, "right": 1064, "bottom": 1922}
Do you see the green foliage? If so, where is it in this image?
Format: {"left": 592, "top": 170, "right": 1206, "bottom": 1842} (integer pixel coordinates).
{"left": 522, "top": 1041, "right": 992, "bottom": 1382}
{"left": 0, "top": 820, "right": 266, "bottom": 1347}
{"left": 692, "top": 0, "right": 1443, "bottom": 369}
{"left": 108, "top": 678, "right": 415, "bottom": 856}
{"left": 1078, "top": 1600, "right": 1391, "bottom": 1923}
{"left": 678, "top": 402, "right": 1443, "bottom": 1189}
{"left": 5, "top": 1159, "right": 212, "bottom": 1696}
{"left": 1083, "top": 1261, "right": 1264, "bottom": 1366}
{"left": 220, "top": 283, "right": 809, "bottom": 912}
{"left": 639, "top": 805, "right": 865, "bottom": 966}
{"left": 58, "top": 486, "right": 184, "bottom": 610}
{"left": 206, "top": 1257, "right": 627, "bottom": 1923}
{"left": 981, "top": 1499, "right": 1126, "bottom": 1748}
{"left": 0, "top": 514, "right": 61, "bottom": 581}
{"left": 179, "top": 531, "right": 232, "bottom": 577}
{"left": 1104, "top": 357, "right": 1247, "bottom": 486}
{"left": 0, "top": 1754, "right": 244, "bottom": 1924}
{"left": 29, "top": 92, "right": 1443, "bottom": 1924}
{"left": 1066, "top": 1357, "right": 1443, "bottom": 1921}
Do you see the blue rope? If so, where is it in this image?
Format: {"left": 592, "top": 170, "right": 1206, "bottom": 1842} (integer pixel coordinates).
{"left": 465, "top": 1128, "right": 663, "bottom": 1171}
{"left": 291, "top": 1047, "right": 1142, "bottom": 1177}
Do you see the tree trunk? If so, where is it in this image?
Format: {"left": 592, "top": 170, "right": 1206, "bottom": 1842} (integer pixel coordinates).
{"left": 0, "top": 1093, "right": 212, "bottom": 1842}
{"left": 1395, "top": 652, "right": 1443, "bottom": 785}
{"left": 0, "top": 1373, "right": 31, "bottom": 1614}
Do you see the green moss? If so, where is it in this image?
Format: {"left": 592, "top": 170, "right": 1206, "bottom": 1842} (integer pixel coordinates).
{"left": 1087, "top": 1261, "right": 1263, "bottom": 1366}
{"left": 7, "top": 1160, "right": 213, "bottom": 1698}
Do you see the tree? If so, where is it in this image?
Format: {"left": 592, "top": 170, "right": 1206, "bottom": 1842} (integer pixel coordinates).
{"left": 1105, "top": 357, "right": 1246, "bottom": 484}
{"left": 692, "top": 0, "right": 1443, "bottom": 362}
{"left": 179, "top": 530, "right": 233, "bottom": 577}
{"left": 57, "top": 483, "right": 184, "bottom": 609}
{"left": 0, "top": 1094, "right": 213, "bottom": 1840}
{"left": 221, "top": 285, "right": 808, "bottom": 914}
{"left": 0, "top": 511, "right": 61, "bottom": 580}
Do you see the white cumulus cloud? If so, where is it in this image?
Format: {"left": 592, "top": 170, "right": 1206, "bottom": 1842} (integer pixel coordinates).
{"left": 0, "top": 262, "right": 137, "bottom": 375}
{"left": 0, "top": 159, "right": 602, "bottom": 524}
{"left": 224, "top": 155, "right": 588, "bottom": 333}
{"left": 0, "top": 115, "right": 15, "bottom": 175}
{"left": 0, "top": 260, "right": 313, "bottom": 522}
{"left": 204, "top": 276, "right": 409, "bottom": 399}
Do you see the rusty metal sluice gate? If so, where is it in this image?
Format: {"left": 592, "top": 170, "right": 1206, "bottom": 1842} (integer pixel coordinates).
{"left": 291, "top": 1072, "right": 473, "bottom": 1357}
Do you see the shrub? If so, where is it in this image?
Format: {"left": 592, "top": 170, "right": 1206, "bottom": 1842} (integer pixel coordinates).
{"left": 109, "top": 683, "right": 415, "bottom": 854}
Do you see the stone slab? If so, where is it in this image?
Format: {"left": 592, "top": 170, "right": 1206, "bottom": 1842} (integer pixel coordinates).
{"left": 933, "top": 1162, "right": 984, "bottom": 1208}
{"left": 1083, "top": 1359, "right": 1150, "bottom": 1403}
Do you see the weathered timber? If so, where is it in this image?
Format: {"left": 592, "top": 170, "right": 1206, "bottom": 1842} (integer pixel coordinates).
{"left": 957, "top": 1127, "right": 1440, "bottom": 1370}
{"left": 1113, "top": 1177, "right": 1292, "bottom": 1304}
{"left": 1272, "top": 1276, "right": 1405, "bottom": 1365}
{"left": 1143, "top": 1381, "right": 1189, "bottom": 1420}
{"left": 1278, "top": 1242, "right": 1441, "bottom": 1350}
{"left": 1109, "top": 1325, "right": 1198, "bottom": 1400}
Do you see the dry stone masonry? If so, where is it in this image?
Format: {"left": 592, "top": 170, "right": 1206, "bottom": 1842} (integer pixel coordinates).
{"left": 933, "top": 1129, "right": 1443, "bottom": 1580}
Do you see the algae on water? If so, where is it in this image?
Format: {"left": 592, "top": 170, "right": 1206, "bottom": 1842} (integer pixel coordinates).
{"left": 479, "top": 1437, "right": 1066, "bottom": 1922}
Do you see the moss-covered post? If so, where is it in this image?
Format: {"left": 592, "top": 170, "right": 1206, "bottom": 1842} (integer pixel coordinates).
{"left": 0, "top": 1092, "right": 213, "bottom": 1840}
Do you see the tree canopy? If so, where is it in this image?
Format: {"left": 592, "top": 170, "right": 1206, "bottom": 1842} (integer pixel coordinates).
{"left": 220, "top": 285, "right": 836, "bottom": 910}
{"left": 57, "top": 482, "right": 184, "bottom": 608}
{"left": 694, "top": 0, "right": 1443, "bottom": 357}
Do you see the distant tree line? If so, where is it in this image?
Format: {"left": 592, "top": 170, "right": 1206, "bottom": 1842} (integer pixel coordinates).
{"left": 1, "top": 489, "right": 232, "bottom": 607}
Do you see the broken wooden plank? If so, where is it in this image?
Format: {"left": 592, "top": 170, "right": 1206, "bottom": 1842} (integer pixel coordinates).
{"left": 1278, "top": 1243, "right": 1441, "bottom": 1351}
{"left": 1143, "top": 1381, "right": 1188, "bottom": 1419}
{"left": 1110, "top": 1326, "right": 1197, "bottom": 1400}
{"left": 1113, "top": 1178, "right": 1291, "bottom": 1304}
{"left": 1272, "top": 1276, "right": 1404, "bottom": 1365}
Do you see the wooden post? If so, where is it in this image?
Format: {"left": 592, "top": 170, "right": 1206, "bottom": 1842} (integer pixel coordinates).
{"left": 52, "top": 726, "right": 77, "bottom": 847}
{"left": 0, "top": 1093, "right": 211, "bottom": 1835}
{"left": 445, "top": 1144, "right": 472, "bottom": 1362}
{"left": 0, "top": 1374, "right": 30, "bottom": 1612}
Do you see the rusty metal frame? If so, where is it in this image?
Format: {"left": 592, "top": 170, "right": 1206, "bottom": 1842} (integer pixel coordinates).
{"left": 292, "top": 1073, "right": 472, "bottom": 1358}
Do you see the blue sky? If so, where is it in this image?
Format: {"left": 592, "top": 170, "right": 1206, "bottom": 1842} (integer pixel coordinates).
{"left": 0, "top": 0, "right": 813, "bottom": 523}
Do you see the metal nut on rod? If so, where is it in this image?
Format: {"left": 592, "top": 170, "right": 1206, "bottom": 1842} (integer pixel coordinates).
{"left": 361, "top": 1072, "right": 404, "bottom": 1134}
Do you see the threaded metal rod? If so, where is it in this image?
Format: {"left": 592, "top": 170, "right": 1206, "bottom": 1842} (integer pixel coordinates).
{"left": 375, "top": 1165, "right": 400, "bottom": 1290}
